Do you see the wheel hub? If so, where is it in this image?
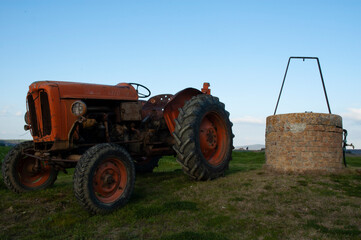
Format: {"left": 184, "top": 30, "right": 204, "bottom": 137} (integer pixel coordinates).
{"left": 94, "top": 163, "right": 121, "bottom": 194}
{"left": 199, "top": 111, "right": 228, "bottom": 166}
{"left": 206, "top": 128, "right": 217, "bottom": 149}
{"left": 17, "top": 156, "right": 52, "bottom": 187}
{"left": 26, "top": 163, "right": 35, "bottom": 173}
{"left": 93, "top": 158, "right": 128, "bottom": 203}
{"left": 200, "top": 117, "right": 218, "bottom": 158}
{"left": 104, "top": 174, "right": 115, "bottom": 185}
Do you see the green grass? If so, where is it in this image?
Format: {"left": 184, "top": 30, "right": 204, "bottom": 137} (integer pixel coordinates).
{"left": 346, "top": 154, "right": 361, "bottom": 168}
{"left": 0, "top": 146, "right": 11, "bottom": 171}
{"left": 1, "top": 146, "right": 361, "bottom": 240}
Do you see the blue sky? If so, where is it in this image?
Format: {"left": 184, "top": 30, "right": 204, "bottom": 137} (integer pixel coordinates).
{"left": 0, "top": 0, "right": 360, "bottom": 148}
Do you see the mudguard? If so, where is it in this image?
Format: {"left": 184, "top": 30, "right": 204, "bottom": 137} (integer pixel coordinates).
{"left": 163, "top": 88, "right": 204, "bottom": 133}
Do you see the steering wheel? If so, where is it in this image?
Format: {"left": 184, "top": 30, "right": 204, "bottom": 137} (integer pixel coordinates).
{"left": 129, "top": 83, "right": 151, "bottom": 98}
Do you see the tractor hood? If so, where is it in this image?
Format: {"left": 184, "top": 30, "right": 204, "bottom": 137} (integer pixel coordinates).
{"left": 29, "top": 81, "right": 138, "bottom": 101}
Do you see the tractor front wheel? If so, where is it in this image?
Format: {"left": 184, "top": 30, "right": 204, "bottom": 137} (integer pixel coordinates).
{"left": 173, "top": 94, "right": 233, "bottom": 180}
{"left": 73, "top": 143, "right": 135, "bottom": 214}
{"left": 2, "top": 141, "right": 58, "bottom": 193}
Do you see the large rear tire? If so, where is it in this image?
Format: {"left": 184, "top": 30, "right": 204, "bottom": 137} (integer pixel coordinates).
{"left": 173, "top": 94, "right": 233, "bottom": 180}
{"left": 2, "top": 141, "right": 58, "bottom": 193}
{"left": 73, "top": 143, "right": 135, "bottom": 214}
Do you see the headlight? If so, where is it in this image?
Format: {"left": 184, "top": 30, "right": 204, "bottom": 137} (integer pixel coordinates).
{"left": 24, "top": 112, "right": 30, "bottom": 124}
{"left": 71, "top": 101, "right": 87, "bottom": 116}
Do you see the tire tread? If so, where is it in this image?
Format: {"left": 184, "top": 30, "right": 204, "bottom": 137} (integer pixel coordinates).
{"left": 73, "top": 143, "right": 135, "bottom": 214}
{"left": 173, "top": 94, "right": 234, "bottom": 181}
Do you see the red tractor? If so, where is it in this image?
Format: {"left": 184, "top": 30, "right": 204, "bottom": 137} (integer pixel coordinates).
{"left": 2, "top": 81, "right": 233, "bottom": 214}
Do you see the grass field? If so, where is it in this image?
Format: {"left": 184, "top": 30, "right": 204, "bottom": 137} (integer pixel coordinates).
{"left": 1, "top": 146, "right": 361, "bottom": 240}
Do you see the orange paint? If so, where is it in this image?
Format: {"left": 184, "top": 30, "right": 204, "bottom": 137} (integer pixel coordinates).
{"left": 199, "top": 111, "right": 228, "bottom": 166}
{"left": 163, "top": 88, "right": 203, "bottom": 133}
{"left": 92, "top": 157, "right": 128, "bottom": 203}
{"left": 26, "top": 81, "right": 138, "bottom": 150}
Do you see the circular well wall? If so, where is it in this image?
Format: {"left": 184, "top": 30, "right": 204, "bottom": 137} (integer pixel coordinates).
{"left": 265, "top": 113, "right": 344, "bottom": 173}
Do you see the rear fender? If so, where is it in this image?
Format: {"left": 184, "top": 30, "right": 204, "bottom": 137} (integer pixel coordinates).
{"left": 163, "top": 88, "right": 203, "bottom": 133}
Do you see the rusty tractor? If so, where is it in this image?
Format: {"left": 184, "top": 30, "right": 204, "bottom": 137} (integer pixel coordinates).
{"left": 2, "top": 81, "right": 233, "bottom": 214}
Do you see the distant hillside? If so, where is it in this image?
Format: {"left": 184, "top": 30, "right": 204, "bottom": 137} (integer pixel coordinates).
{"left": 346, "top": 149, "right": 361, "bottom": 155}
{"left": 235, "top": 144, "right": 265, "bottom": 151}
{"left": 0, "top": 139, "right": 26, "bottom": 147}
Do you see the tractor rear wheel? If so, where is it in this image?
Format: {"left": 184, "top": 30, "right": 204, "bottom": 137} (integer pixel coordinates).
{"left": 73, "top": 143, "right": 135, "bottom": 214}
{"left": 2, "top": 141, "right": 58, "bottom": 193}
{"left": 173, "top": 94, "right": 233, "bottom": 180}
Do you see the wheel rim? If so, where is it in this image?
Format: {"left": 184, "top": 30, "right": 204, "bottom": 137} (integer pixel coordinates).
{"left": 93, "top": 157, "right": 127, "bottom": 204}
{"left": 17, "top": 156, "right": 52, "bottom": 188}
{"left": 199, "top": 111, "right": 228, "bottom": 166}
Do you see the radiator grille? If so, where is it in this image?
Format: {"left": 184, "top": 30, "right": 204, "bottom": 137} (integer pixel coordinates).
{"left": 40, "top": 91, "right": 51, "bottom": 135}
{"left": 27, "top": 91, "right": 52, "bottom": 137}
{"left": 27, "top": 95, "right": 39, "bottom": 136}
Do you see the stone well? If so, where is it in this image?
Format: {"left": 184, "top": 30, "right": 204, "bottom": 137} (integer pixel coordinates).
{"left": 265, "top": 113, "right": 344, "bottom": 173}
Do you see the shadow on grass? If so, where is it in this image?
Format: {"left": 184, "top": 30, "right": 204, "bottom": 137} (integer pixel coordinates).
{"left": 160, "top": 231, "right": 229, "bottom": 240}
{"left": 306, "top": 220, "right": 361, "bottom": 237}
{"left": 329, "top": 174, "right": 361, "bottom": 197}
{"left": 135, "top": 201, "right": 198, "bottom": 219}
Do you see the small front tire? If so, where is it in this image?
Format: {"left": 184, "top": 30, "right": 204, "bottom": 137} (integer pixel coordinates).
{"left": 2, "top": 141, "right": 58, "bottom": 193}
{"left": 73, "top": 143, "right": 135, "bottom": 214}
